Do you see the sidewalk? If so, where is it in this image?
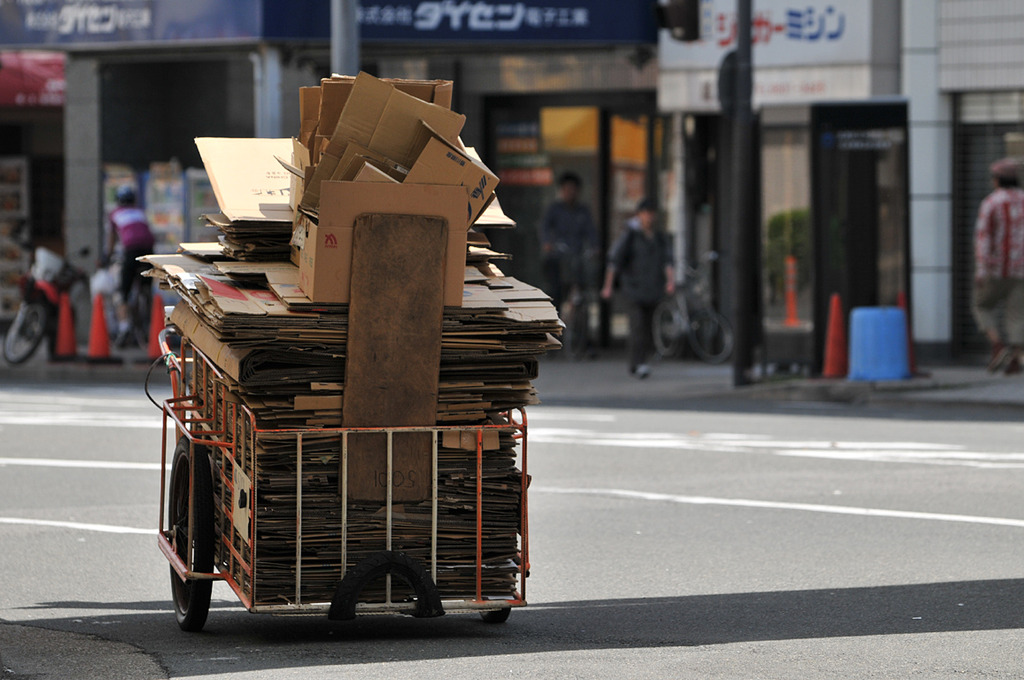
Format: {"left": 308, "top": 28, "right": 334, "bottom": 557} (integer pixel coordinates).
{"left": 533, "top": 351, "right": 1024, "bottom": 412}
{"left": 2, "top": 343, "right": 1022, "bottom": 412}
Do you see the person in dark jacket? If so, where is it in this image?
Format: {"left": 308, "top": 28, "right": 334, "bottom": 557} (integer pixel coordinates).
{"left": 601, "top": 197, "right": 675, "bottom": 378}
{"left": 541, "top": 171, "right": 598, "bottom": 312}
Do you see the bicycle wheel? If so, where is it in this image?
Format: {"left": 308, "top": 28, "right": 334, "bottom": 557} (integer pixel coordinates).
{"left": 653, "top": 298, "right": 683, "bottom": 358}
{"left": 687, "top": 309, "right": 734, "bottom": 364}
{"left": 3, "top": 303, "right": 47, "bottom": 365}
{"left": 566, "top": 299, "right": 588, "bottom": 360}
{"left": 129, "top": 282, "right": 152, "bottom": 348}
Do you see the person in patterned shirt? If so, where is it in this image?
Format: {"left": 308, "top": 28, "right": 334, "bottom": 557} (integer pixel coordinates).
{"left": 973, "top": 158, "right": 1024, "bottom": 375}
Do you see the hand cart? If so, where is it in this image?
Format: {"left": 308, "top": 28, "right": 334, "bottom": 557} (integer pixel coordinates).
{"left": 155, "top": 329, "right": 530, "bottom": 632}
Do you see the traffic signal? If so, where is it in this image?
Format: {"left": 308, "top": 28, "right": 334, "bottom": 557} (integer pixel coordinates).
{"left": 655, "top": 0, "right": 701, "bottom": 42}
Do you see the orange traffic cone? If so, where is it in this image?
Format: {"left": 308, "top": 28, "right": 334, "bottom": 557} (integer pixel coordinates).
{"left": 897, "top": 291, "right": 919, "bottom": 376}
{"left": 51, "top": 292, "right": 77, "bottom": 361}
{"left": 147, "top": 294, "right": 164, "bottom": 361}
{"left": 822, "top": 293, "right": 848, "bottom": 378}
{"left": 86, "top": 294, "right": 121, "bottom": 364}
{"left": 783, "top": 255, "right": 799, "bottom": 327}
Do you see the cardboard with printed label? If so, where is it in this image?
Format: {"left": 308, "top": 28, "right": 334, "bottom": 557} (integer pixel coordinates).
{"left": 195, "top": 137, "right": 295, "bottom": 222}
{"left": 404, "top": 123, "right": 499, "bottom": 225}
{"left": 295, "top": 182, "right": 469, "bottom": 306}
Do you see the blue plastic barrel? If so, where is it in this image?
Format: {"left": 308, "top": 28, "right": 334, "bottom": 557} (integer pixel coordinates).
{"left": 848, "top": 307, "right": 910, "bottom": 381}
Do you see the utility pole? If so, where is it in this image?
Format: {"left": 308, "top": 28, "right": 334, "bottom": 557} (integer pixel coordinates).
{"left": 730, "top": 0, "right": 756, "bottom": 387}
{"left": 331, "top": 0, "right": 360, "bottom": 76}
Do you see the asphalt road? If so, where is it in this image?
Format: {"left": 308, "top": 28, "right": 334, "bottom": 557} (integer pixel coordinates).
{"left": 2, "top": 382, "right": 1024, "bottom": 678}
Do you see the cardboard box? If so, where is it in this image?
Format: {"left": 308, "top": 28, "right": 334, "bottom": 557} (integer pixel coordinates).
{"left": 299, "top": 87, "right": 321, "bottom": 154}
{"left": 316, "top": 73, "right": 453, "bottom": 147}
{"left": 195, "top": 137, "right": 295, "bottom": 222}
{"left": 295, "top": 183, "right": 469, "bottom": 306}
{"left": 300, "top": 74, "right": 464, "bottom": 213}
{"left": 405, "top": 123, "right": 499, "bottom": 225}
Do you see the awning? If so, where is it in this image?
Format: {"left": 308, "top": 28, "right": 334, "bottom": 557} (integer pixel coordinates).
{"left": 0, "top": 51, "right": 65, "bottom": 107}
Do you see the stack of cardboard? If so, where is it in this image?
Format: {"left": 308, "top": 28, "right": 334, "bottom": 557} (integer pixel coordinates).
{"left": 149, "top": 72, "right": 560, "bottom": 607}
{"left": 196, "top": 138, "right": 296, "bottom": 261}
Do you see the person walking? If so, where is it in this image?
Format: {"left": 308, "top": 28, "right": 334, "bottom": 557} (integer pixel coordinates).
{"left": 973, "top": 157, "right": 1024, "bottom": 375}
{"left": 601, "top": 197, "right": 675, "bottom": 378}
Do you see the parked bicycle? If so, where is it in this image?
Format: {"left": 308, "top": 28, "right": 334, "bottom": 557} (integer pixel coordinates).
{"left": 3, "top": 247, "right": 89, "bottom": 365}
{"left": 653, "top": 251, "right": 733, "bottom": 364}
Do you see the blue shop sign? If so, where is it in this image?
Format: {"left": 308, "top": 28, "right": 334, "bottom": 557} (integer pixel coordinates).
{"left": 0, "top": 0, "right": 654, "bottom": 48}
{"left": 0, "top": 0, "right": 329, "bottom": 47}
{"left": 359, "top": 1, "right": 658, "bottom": 44}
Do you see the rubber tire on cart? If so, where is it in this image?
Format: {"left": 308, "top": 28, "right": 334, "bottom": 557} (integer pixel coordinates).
{"left": 480, "top": 607, "right": 512, "bottom": 624}
{"left": 168, "top": 436, "right": 214, "bottom": 632}
{"left": 3, "top": 303, "right": 47, "bottom": 365}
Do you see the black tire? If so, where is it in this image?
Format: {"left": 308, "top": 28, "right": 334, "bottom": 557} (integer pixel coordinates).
{"left": 652, "top": 298, "right": 683, "bottom": 358}
{"left": 480, "top": 607, "right": 512, "bottom": 624}
{"left": 688, "top": 309, "right": 734, "bottom": 364}
{"left": 129, "top": 283, "right": 152, "bottom": 349}
{"left": 168, "top": 436, "right": 214, "bottom": 632}
{"left": 3, "top": 303, "right": 47, "bottom": 365}
{"left": 566, "top": 298, "right": 588, "bottom": 360}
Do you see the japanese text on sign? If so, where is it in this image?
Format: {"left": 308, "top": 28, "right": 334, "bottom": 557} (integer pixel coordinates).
{"left": 359, "top": 2, "right": 590, "bottom": 31}
{"left": 21, "top": 2, "right": 152, "bottom": 35}
{"left": 713, "top": 5, "right": 845, "bottom": 48}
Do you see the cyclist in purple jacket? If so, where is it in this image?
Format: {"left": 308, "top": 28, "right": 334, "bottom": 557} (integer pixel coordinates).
{"left": 105, "top": 185, "right": 155, "bottom": 346}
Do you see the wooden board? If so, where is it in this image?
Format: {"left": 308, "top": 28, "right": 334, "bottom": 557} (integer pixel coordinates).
{"left": 343, "top": 213, "right": 447, "bottom": 502}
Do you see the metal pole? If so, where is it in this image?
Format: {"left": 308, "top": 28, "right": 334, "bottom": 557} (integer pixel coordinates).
{"left": 731, "top": 0, "right": 755, "bottom": 387}
{"left": 331, "top": 0, "right": 360, "bottom": 76}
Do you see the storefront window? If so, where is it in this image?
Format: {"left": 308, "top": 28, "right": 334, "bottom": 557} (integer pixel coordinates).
{"left": 761, "top": 127, "right": 812, "bottom": 335}
{"left": 953, "top": 92, "right": 1024, "bottom": 353}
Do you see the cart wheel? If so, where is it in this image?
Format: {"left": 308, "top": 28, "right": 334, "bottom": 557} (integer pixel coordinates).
{"left": 168, "top": 436, "right": 214, "bottom": 632}
{"left": 480, "top": 607, "right": 511, "bottom": 624}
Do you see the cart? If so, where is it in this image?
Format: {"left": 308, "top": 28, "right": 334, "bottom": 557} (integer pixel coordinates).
{"left": 155, "top": 329, "right": 530, "bottom": 632}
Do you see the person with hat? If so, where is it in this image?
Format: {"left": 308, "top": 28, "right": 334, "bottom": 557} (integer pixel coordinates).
{"left": 973, "top": 157, "right": 1024, "bottom": 375}
{"left": 601, "top": 197, "right": 675, "bottom": 378}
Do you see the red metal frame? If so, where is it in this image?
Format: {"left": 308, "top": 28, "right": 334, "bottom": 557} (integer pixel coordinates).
{"left": 156, "top": 330, "right": 529, "bottom": 616}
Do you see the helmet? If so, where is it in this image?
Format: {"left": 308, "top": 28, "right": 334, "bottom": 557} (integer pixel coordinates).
{"left": 990, "top": 158, "right": 1019, "bottom": 182}
{"left": 115, "top": 184, "right": 136, "bottom": 206}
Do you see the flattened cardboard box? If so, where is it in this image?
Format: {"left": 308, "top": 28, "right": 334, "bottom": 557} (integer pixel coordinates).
{"left": 195, "top": 137, "right": 295, "bottom": 222}
{"left": 295, "top": 182, "right": 470, "bottom": 306}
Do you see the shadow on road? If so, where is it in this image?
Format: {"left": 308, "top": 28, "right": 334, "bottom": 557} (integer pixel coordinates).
{"left": 9, "top": 578, "right": 1024, "bottom": 673}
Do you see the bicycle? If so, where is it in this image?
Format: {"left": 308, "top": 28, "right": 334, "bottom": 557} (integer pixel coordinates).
{"left": 653, "top": 251, "right": 734, "bottom": 364}
{"left": 557, "top": 247, "right": 598, "bottom": 361}
{"left": 123, "top": 270, "right": 152, "bottom": 348}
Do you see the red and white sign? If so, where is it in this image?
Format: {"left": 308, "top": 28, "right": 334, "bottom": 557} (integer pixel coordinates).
{"left": 0, "top": 51, "right": 65, "bottom": 108}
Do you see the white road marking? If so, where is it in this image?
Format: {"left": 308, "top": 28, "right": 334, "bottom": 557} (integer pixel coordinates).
{"left": 530, "top": 428, "right": 1024, "bottom": 468}
{"left": 0, "top": 390, "right": 163, "bottom": 429}
{"left": 0, "top": 517, "right": 151, "bottom": 534}
{"left": 534, "top": 486, "right": 1024, "bottom": 529}
{"left": 0, "top": 392, "right": 155, "bottom": 409}
{"left": 0, "top": 457, "right": 163, "bottom": 471}
{"left": 0, "top": 413, "right": 161, "bottom": 428}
